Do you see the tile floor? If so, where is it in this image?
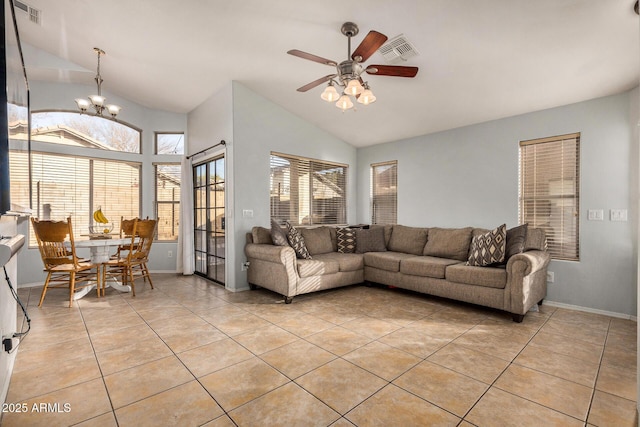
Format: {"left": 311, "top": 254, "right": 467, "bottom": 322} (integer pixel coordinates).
{"left": 1, "top": 274, "right": 637, "bottom": 426}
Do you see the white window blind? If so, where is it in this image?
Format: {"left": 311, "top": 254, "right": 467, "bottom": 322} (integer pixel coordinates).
{"left": 519, "top": 133, "right": 580, "bottom": 261}
{"left": 9, "top": 151, "right": 141, "bottom": 245}
{"left": 270, "top": 152, "right": 347, "bottom": 225}
{"left": 371, "top": 161, "right": 397, "bottom": 225}
{"left": 155, "top": 163, "right": 181, "bottom": 240}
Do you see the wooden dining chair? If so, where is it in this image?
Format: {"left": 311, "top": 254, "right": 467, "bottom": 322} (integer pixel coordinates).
{"left": 31, "top": 216, "right": 101, "bottom": 308}
{"left": 106, "top": 218, "right": 157, "bottom": 296}
{"left": 112, "top": 216, "right": 138, "bottom": 259}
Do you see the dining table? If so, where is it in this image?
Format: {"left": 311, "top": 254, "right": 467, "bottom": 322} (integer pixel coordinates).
{"left": 71, "top": 237, "right": 134, "bottom": 300}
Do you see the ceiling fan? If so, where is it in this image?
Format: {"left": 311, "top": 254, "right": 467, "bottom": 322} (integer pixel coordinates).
{"left": 287, "top": 22, "right": 419, "bottom": 111}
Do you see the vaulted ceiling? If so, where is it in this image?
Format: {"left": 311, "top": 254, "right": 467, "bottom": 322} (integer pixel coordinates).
{"left": 13, "top": 0, "right": 640, "bottom": 147}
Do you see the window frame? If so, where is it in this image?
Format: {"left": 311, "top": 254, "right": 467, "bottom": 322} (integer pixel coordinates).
{"left": 155, "top": 132, "right": 185, "bottom": 155}
{"left": 270, "top": 152, "right": 348, "bottom": 226}
{"left": 518, "top": 132, "right": 580, "bottom": 261}
{"left": 370, "top": 160, "right": 398, "bottom": 225}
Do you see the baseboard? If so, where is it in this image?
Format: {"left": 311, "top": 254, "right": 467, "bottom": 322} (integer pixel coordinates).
{"left": 544, "top": 300, "right": 636, "bottom": 321}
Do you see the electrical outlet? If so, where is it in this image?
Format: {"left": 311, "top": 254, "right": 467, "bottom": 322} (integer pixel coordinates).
{"left": 167, "top": 250, "right": 173, "bottom": 258}
{"left": 587, "top": 209, "right": 603, "bottom": 221}
{"left": 241, "top": 261, "right": 250, "bottom": 271}
{"left": 547, "top": 271, "right": 555, "bottom": 283}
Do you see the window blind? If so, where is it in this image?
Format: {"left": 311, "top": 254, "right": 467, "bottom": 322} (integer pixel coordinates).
{"left": 270, "top": 152, "right": 347, "bottom": 225}
{"left": 10, "top": 150, "right": 141, "bottom": 245}
{"left": 371, "top": 161, "right": 397, "bottom": 225}
{"left": 519, "top": 133, "right": 580, "bottom": 260}
{"left": 155, "top": 163, "right": 181, "bottom": 240}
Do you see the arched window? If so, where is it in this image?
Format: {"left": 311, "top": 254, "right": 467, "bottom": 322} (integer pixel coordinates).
{"left": 9, "top": 111, "right": 142, "bottom": 243}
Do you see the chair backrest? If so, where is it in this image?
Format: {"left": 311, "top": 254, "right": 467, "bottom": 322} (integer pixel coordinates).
{"left": 31, "top": 216, "right": 80, "bottom": 268}
{"left": 128, "top": 218, "right": 157, "bottom": 261}
{"left": 120, "top": 216, "right": 137, "bottom": 238}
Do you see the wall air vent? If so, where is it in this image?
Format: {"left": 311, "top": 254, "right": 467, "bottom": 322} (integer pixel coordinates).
{"left": 377, "top": 34, "right": 418, "bottom": 63}
{"left": 13, "top": 0, "right": 41, "bottom": 25}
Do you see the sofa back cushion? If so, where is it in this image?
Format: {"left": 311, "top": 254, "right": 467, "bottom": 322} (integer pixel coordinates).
{"left": 299, "top": 226, "right": 334, "bottom": 255}
{"left": 251, "top": 227, "right": 273, "bottom": 245}
{"left": 356, "top": 227, "right": 387, "bottom": 253}
{"left": 388, "top": 225, "right": 428, "bottom": 255}
{"left": 423, "top": 227, "right": 473, "bottom": 261}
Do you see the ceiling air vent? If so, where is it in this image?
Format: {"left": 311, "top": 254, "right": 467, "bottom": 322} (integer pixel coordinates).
{"left": 14, "top": 0, "right": 41, "bottom": 25}
{"left": 377, "top": 34, "right": 418, "bottom": 63}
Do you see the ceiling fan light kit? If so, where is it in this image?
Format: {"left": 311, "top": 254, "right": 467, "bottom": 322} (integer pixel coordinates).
{"left": 74, "top": 47, "right": 122, "bottom": 119}
{"left": 288, "top": 22, "right": 419, "bottom": 112}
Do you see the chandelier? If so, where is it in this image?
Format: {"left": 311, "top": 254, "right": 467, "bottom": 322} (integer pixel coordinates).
{"left": 75, "top": 47, "right": 122, "bottom": 119}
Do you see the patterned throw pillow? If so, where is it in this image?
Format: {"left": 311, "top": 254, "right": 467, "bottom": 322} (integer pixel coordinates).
{"left": 337, "top": 227, "right": 356, "bottom": 253}
{"left": 467, "top": 224, "right": 507, "bottom": 267}
{"left": 285, "top": 221, "right": 312, "bottom": 259}
{"left": 270, "top": 218, "right": 289, "bottom": 247}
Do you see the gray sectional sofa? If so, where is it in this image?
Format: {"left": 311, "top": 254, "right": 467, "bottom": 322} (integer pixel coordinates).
{"left": 245, "top": 224, "right": 550, "bottom": 322}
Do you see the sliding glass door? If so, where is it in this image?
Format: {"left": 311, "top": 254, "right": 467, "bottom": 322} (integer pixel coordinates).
{"left": 193, "top": 155, "right": 225, "bottom": 284}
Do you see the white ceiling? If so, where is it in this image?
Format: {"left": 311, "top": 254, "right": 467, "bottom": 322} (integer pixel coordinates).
{"left": 13, "top": 0, "right": 640, "bottom": 147}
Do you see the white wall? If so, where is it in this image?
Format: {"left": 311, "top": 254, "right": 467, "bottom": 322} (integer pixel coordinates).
{"left": 17, "top": 81, "right": 187, "bottom": 285}
{"left": 357, "top": 90, "right": 639, "bottom": 317}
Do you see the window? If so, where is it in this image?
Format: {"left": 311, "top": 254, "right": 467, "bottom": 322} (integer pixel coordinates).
{"left": 371, "top": 161, "right": 397, "bottom": 225}
{"left": 156, "top": 132, "right": 184, "bottom": 154}
{"left": 270, "top": 152, "right": 347, "bottom": 225}
{"left": 155, "top": 164, "right": 181, "bottom": 240}
{"left": 10, "top": 151, "right": 140, "bottom": 245}
{"left": 9, "top": 112, "right": 142, "bottom": 244}
{"left": 31, "top": 112, "right": 141, "bottom": 153}
{"left": 519, "top": 133, "right": 580, "bottom": 260}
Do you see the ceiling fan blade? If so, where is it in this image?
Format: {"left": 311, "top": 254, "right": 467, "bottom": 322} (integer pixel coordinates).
{"left": 351, "top": 31, "right": 388, "bottom": 62}
{"left": 296, "top": 74, "right": 337, "bottom": 92}
{"left": 288, "top": 49, "right": 337, "bottom": 67}
{"left": 366, "top": 65, "right": 419, "bottom": 78}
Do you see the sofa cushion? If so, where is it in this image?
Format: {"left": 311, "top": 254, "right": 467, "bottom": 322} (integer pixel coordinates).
{"left": 363, "top": 252, "right": 416, "bottom": 272}
{"left": 446, "top": 263, "right": 507, "bottom": 289}
{"left": 297, "top": 258, "right": 339, "bottom": 278}
{"left": 270, "top": 219, "right": 289, "bottom": 246}
{"left": 251, "top": 226, "right": 273, "bottom": 245}
{"left": 286, "top": 222, "right": 312, "bottom": 259}
{"left": 371, "top": 225, "right": 393, "bottom": 247}
{"left": 423, "top": 227, "right": 473, "bottom": 261}
{"left": 337, "top": 227, "right": 357, "bottom": 253}
{"left": 505, "top": 224, "right": 528, "bottom": 261}
{"left": 388, "top": 225, "right": 428, "bottom": 255}
{"left": 467, "top": 224, "right": 506, "bottom": 267}
{"left": 313, "top": 253, "right": 364, "bottom": 272}
{"left": 299, "top": 227, "right": 334, "bottom": 255}
{"left": 356, "top": 227, "right": 387, "bottom": 253}
{"left": 400, "top": 256, "right": 461, "bottom": 279}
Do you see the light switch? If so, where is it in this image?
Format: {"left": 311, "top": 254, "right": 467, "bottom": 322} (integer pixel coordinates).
{"left": 242, "top": 209, "right": 254, "bottom": 218}
{"left": 610, "top": 209, "right": 628, "bottom": 221}
{"left": 587, "top": 210, "right": 603, "bottom": 221}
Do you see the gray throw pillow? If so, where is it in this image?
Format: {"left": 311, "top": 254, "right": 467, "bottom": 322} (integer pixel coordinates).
{"left": 285, "top": 221, "right": 312, "bottom": 259}
{"left": 504, "top": 223, "right": 528, "bottom": 261}
{"left": 355, "top": 227, "right": 387, "bottom": 253}
{"left": 467, "top": 224, "right": 507, "bottom": 267}
{"left": 270, "top": 219, "right": 289, "bottom": 247}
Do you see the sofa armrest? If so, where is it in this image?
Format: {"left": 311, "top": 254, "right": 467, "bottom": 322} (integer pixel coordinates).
{"left": 506, "top": 250, "right": 550, "bottom": 276}
{"left": 244, "top": 243, "right": 298, "bottom": 297}
{"left": 505, "top": 250, "right": 551, "bottom": 315}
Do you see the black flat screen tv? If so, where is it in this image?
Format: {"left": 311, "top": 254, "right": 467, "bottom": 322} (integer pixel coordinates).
{"left": 1, "top": 0, "right": 29, "bottom": 216}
